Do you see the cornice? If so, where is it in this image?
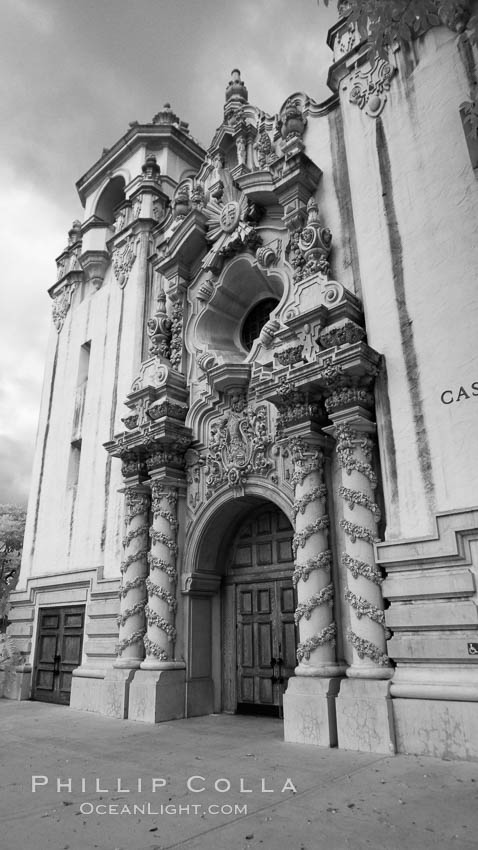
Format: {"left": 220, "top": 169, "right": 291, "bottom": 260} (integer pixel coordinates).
{"left": 76, "top": 125, "right": 206, "bottom": 206}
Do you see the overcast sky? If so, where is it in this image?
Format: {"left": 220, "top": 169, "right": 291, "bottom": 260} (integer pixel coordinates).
{"left": 0, "top": 0, "right": 337, "bottom": 506}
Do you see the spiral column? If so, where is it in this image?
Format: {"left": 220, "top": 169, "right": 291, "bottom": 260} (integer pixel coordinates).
{"left": 128, "top": 471, "right": 186, "bottom": 723}
{"left": 142, "top": 480, "right": 179, "bottom": 668}
{"left": 335, "top": 423, "right": 392, "bottom": 679}
{"left": 283, "top": 431, "right": 344, "bottom": 748}
{"left": 325, "top": 407, "right": 395, "bottom": 754}
{"left": 114, "top": 485, "right": 150, "bottom": 668}
{"left": 289, "top": 436, "right": 340, "bottom": 676}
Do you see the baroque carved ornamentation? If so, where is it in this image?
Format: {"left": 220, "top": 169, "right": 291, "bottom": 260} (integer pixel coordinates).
{"left": 319, "top": 321, "right": 365, "bottom": 349}
{"left": 205, "top": 395, "right": 272, "bottom": 493}
{"left": 169, "top": 300, "right": 184, "bottom": 370}
{"left": 203, "top": 182, "right": 262, "bottom": 270}
{"left": 147, "top": 288, "right": 172, "bottom": 358}
{"left": 274, "top": 345, "right": 304, "bottom": 367}
{"left": 275, "top": 381, "right": 321, "bottom": 439}
{"left": 325, "top": 387, "right": 374, "bottom": 414}
{"left": 185, "top": 448, "right": 204, "bottom": 513}
{"left": 278, "top": 97, "right": 307, "bottom": 141}
{"left": 51, "top": 283, "right": 77, "bottom": 333}
{"left": 349, "top": 57, "right": 395, "bottom": 119}
{"left": 256, "top": 239, "right": 281, "bottom": 269}
{"left": 112, "top": 237, "right": 137, "bottom": 288}
{"left": 288, "top": 196, "right": 332, "bottom": 284}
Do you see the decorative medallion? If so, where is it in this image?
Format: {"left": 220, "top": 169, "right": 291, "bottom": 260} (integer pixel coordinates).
{"left": 205, "top": 395, "right": 273, "bottom": 492}
{"left": 203, "top": 183, "right": 261, "bottom": 270}
{"left": 219, "top": 200, "right": 242, "bottom": 233}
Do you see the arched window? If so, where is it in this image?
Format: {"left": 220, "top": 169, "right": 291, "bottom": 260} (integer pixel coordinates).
{"left": 241, "top": 298, "right": 279, "bottom": 351}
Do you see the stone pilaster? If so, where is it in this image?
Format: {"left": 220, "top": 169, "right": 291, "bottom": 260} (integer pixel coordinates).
{"left": 142, "top": 480, "right": 179, "bottom": 668}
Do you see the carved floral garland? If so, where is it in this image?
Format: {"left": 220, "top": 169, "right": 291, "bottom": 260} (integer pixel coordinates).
{"left": 292, "top": 516, "right": 330, "bottom": 553}
{"left": 346, "top": 630, "right": 389, "bottom": 666}
{"left": 341, "top": 552, "right": 383, "bottom": 586}
{"left": 292, "top": 550, "right": 332, "bottom": 586}
{"left": 294, "top": 584, "right": 334, "bottom": 625}
{"left": 293, "top": 486, "right": 327, "bottom": 516}
{"left": 297, "top": 624, "right": 337, "bottom": 662}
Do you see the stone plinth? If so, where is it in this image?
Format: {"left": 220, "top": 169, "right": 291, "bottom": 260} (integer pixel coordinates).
{"left": 283, "top": 676, "right": 341, "bottom": 747}
{"left": 1, "top": 664, "right": 31, "bottom": 701}
{"left": 128, "top": 668, "right": 185, "bottom": 723}
{"left": 70, "top": 670, "right": 106, "bottom": 714}
{"left": 100, "top": 668, "right": 137, "bottom": 718}
{"left": 335, "top": 678, "right": 396, "bottom": 754}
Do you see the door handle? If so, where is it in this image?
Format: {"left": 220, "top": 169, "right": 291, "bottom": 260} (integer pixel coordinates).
{"left": 53, "top": 654, "right": 61, "bottom": 676}
{"left": 276, "top": 644, "right": 284, "bottom": 684}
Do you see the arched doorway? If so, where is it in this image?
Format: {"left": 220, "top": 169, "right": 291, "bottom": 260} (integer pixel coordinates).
{"left": 222, "top": 502, "right": 296, "bottom": 717}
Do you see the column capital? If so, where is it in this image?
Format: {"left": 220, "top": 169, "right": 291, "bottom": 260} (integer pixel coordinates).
{"left": 121, "top": 485, "right": 151, "bottom": 519}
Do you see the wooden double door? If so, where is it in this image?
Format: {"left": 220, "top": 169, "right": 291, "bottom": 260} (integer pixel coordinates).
{"left": 33, "top": 606, "right": 85, "bottom": 704}
{"left": 236, "top": 578, "right": 296, "bottom": 715}
{"left": 229, "top": 504, "right": 296, "bottom": 716}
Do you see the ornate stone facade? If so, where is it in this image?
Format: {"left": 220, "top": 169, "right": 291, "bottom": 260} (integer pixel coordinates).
{"left": 8, "top": 8, "right": 478, "bottom": 763}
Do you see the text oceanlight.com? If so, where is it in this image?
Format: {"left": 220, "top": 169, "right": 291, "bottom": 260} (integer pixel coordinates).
{"left": 79, "top": 803, "right": 248, "bottom": 816}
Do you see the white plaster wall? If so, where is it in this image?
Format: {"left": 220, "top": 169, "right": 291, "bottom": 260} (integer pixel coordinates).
{"left": 336, "top": 28, "right": 478, "bottom": 539}
{"left": 305, "top": 109, "right": 360, "bottom": 296}
{"left": 22, "top": 241, "right": 151, "bottom": 583}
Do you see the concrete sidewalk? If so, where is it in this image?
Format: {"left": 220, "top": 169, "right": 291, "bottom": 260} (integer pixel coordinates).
{"left": 0, "top": 700, "right": 476, "bottom": 850}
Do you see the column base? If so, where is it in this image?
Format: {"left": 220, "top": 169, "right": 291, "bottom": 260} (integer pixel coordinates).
{"left": 140, "top": 659, "right": 185, "bottom": 671}
{"left": 346, "top": 664, "right": 394, "bottom": 680}
{"left": 100, "top": 668, "right": 137, "bottom": 719}
{"left": 336, "top": 678, "right": 396, "bottom": 754}
{"left": 295, "top": 661, "right": 347, "bottom": 678}
{"left": 283, "top": 677, "right": 341, "bottom": 747}
{"left": 113, "top": 658, "right": 143, "bottom": 670}
{"left": 129, "top": 669, "right": 186, "bottom": 723}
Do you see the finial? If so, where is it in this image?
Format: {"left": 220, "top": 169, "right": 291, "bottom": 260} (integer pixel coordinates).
{"left": 142, "top": 153, "right": 161, "bottom": 181}
{"left": 68, "top": 220, "right": 82, "bottom": 246}
{"left": 151, "top": 103, "right": 180, "bottom": 125}
{"left": 225, "top": 69, "right": 248, "bottom": 104}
